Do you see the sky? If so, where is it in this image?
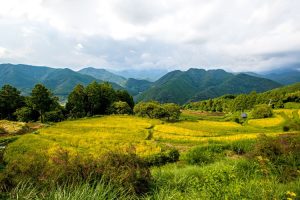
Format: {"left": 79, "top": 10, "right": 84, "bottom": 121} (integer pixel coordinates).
{"left": 0, "top": 0, "right": 299, "bottom": 72}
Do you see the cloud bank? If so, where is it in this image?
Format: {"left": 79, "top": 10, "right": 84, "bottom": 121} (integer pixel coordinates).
{"left": 0, "top": 0, "right": 299, "bottom": 72}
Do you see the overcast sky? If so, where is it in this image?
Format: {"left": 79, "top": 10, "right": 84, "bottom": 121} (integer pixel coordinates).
{"left": 0, "top": 0, "right": 299, "bottom": 72}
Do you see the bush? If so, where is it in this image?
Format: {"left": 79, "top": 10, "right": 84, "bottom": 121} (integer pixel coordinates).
{"left": 185, "top": 146, "right": 215, "bottom": 165}
{"left": 44, "top": 109, "right": 65, "bottom": 122}
{"left": 134, "top": 102, "right": 181, "bottom": 121}
{"left": 14, "top": 107, "right": 39, "bottom": 122}
{"left": 145, "top": 148, "right": 180, "bottom": 166}
{"left": 248, "top": 134, "right": 300, "bottom": 182}
{"left": 1, "top": 146, "right": 151, "bottom": 195}
{"left": 230, "top": 140, "right": 254, "bottom": 155}
{"left": 109, "top": 101, "right": 132, "bottom": 114}
{"left": 251, "top": 104, "right": 273, "bottom": 119}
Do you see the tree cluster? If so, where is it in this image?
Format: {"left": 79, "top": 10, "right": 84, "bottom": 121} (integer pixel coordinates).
{"left": 251, "top": 104, "right": 273, "bottom": 119}
{"left": 66, "top": 81, "right": 134, "bottom": 118}
{"left": 185, "top": 88, "right": 300, "bottom": 113}
{"left": 0, "top": 82, "right": 134, "bottom": 122}
{"left": 134, "top": 101, "right": 181, "bottom": 121}
{"left": 0, "top": 84, "right": 63, "bottom": 122}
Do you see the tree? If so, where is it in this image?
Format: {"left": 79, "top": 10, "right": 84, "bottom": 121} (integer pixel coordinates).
{"left": 85, "top": 82, "right": 117, "bottom": 115}
{"left": 251, "top": 104, "right": 273, "bottom": 119}
{"left": 44, "top": 109, "right": 65, "bottom": 122}
{"left": 162, "top": 103, "right": 181, "bottom": 121}
{"left": 134, "top": 102, "right": 181, "bottom": 121}
{"left": 116, "top": 90, "right": 134, "bottom": 109}
{"left": 0, "top": 85, "right": 24, "bottom": 120}
{"left": 66, "top": 84, "right": 88, "bottom": 118}
{"left": 134, "top": 101, "right": 161, "bottom": 118}
{"left": 14, "top": 107, "right": 39, "bottom": 122}
{"left": 110, "top": 101, "right": 132, "bottom": 114}
{"left": 30, "top": 84, "right": 56, "bottom": 122}
{"left": 85, "top": 81, "right": 102, "bottom": 115}
{"left": 98, "top": 83, "right": 116, "bottom": 114}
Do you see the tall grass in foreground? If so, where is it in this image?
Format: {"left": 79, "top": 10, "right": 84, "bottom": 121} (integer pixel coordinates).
{"left": 148, "top": 160, "right": 300, "bottom": 200}
{"left": 4, "top": 180, "right": 133, "bottom": 200}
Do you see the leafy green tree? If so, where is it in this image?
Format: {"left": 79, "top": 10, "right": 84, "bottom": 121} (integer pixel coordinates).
{"left": 134, "top": 102, "right": 181, "bottom": 121}
{"left": 85, "top": 81, "right": 102, "bottom": 115}
{"left": 44, "top": 109, "right": 65, "bottom": 122}
{"left": 85, "top": 82, "right": 116, "bottom": 115}
{"left": 30, "top": 84, "right": 56, "bottom": 122}
{"left": 162, "top": 103, "right": 181, "bottom": 121}
{"left": 251, "top": 104, "right": 273, "bottom": 119}
{"left": 134, "top": 101, "right": 161, "bottom": 118}
{"left": 14, "top": 107, "right": 39, "bottom": 122}
{"left": 99, "top": 82, "right": 117, "bottom": 114}
{"left": 116, "top": 90, "right": 134, "bottom": 109}
{"left": 0, "top": 85, "right": 24, "bottom": 120}
{"left": 110, "top": 101, "right": 132, "bottom": 114}
{"left": 66, "top": 84, "right": 88, "bottom": 118}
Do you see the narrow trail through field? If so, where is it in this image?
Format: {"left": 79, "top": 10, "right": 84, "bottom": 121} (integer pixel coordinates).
{"left": 145, "top": 124, "right": 155, "bottom": 140}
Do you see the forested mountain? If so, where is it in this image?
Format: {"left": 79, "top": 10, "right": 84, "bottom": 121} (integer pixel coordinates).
{"left": 261, "top": 69, "right": 300, "bottom": 85}
{"left": 113, "top": 69, "right": 168, "bottom": 81}
{"left": 137, "top": 68, "right": 282, "bottom": 104}
{"left": 124, "top": 78, "right": 153, "bottom": 96}
{"left": 243, "top": 69, "right": 300, "bottom": 85}
{"left": 185, "top": 82, "right": 300, "bottom": 112}
{"left": 0, "top": 64, "right": 123, "bottom": 98}
{"left": 0, "top": 64, "right": 290, "bottom": 104}
{"left": 78, "top": 67, "right": 127, "bottom": 86}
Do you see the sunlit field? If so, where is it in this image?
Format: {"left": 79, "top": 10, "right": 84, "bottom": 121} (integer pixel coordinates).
{"left": 3, "top": 110, "right": 296, "bottom": 156}
{"left": 1, "top": 109, "right": 299, "bottom": 199}
{"left": 248, "top": 113, "right": 284, "bottom": 128}
{"left": 9, "top": 116, "right": 164, "bottom": 158}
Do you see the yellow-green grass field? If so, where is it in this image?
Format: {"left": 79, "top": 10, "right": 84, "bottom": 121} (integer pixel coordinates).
{"left": 4, "top": 109, "right": 298, "bottom": 159}
{"left": 1, "top": 109, "right": 300, "bottom": 199}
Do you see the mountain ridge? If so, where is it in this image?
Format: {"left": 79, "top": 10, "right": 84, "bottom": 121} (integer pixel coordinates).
{"left": 137, "top": 69, "right": 282, "bottom": 104}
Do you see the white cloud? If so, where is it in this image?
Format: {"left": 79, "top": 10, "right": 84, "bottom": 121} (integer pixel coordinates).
{"left": 0, "top": 0, "right": 299, "bottom": 72}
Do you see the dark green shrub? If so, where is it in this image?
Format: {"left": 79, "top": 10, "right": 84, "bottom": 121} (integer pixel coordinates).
{"left": 109, "top": 101, "right": 132, "bottom": 114}
{"left": 14, "top": 107, "right": 39, "bottom": 122}
{"left": 186, "top": 146, "right": 215, "bottom": 165}
{"left": 251, "top": 104, "right": 273, "bottom": 119}
{"left": 230, "top": 140, "right": 254, "bottom": 155}
{"left": 44, "top": 109, "right": 65, "bottom": 122}
{"left": 1, "top": 147, "right": 151, "bottom": 195}
{"left": 145, "top": 148, "right": 180, "bottom": 166}
{"left": 96, "top": 151, "right": 151, "bottom": 194}
{"left": 134, "top": 102, "right": 181, "bottom": 121}
{"left": 248, "top": 134, "right": 300, "bottom": 182}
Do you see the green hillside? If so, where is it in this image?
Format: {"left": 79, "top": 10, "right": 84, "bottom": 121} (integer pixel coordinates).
{"left": 78, "top": 67, "right": 127, "bottom": 86}
{"left": 0, "top": 64, "right": 124, "bottom": 99}
{"left": 124, "top": 78, "right": 153, "bottom": 96}
{"left": 137, "top": 68, "right": 282, "bottom": 104}
{"left": 262, "top": 70, "right": 300, "bottom": 85}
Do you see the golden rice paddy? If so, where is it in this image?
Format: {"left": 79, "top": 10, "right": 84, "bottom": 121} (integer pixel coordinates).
{"left": 7, "top": 109, "right": 298, "bottom": 157}
{"left": 248, "top": 114, "right": 284, "bottom": 128}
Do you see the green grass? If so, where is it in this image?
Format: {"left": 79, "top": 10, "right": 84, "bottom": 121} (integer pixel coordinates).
{"left": 1, "top": 109, "right": 300, "bottom": 199}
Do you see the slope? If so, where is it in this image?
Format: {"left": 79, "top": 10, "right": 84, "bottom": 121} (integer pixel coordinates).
{"left": 78, "top": 67, "right": 127, "bottom": 86}
{"left": 137, "top": 68, "right": 282, "bottom": 104}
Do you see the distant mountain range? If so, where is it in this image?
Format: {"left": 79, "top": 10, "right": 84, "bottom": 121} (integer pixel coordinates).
{"left": 243, "top": 69, "right": 300, "bottom": 85}
{"left": 113, "top": 69, "right": 168, "bottom": 82}
{"left": 0, "top": 64, "right": 124, "bottom": 98}
{"left": 0, "top": 63, "right": 299, "bottom": 104}
{"left": 0, "top": 64, "right": 153, "bottom": 100}
{"left": 136, "top": 68, "right": 282, "bottom": 104}
{"left": 78, "top": 67, "right": 127, "bottom": 86}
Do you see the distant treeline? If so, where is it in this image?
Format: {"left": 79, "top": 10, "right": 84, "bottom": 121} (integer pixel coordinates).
{"left": 185, "top": 83, "right": 300, "bottom": 112}
{"left": 0, "top": 82, "right": 134, "bottom": 122}
{"left": 0, "top": 82, "right": 181, "bottom": 123}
